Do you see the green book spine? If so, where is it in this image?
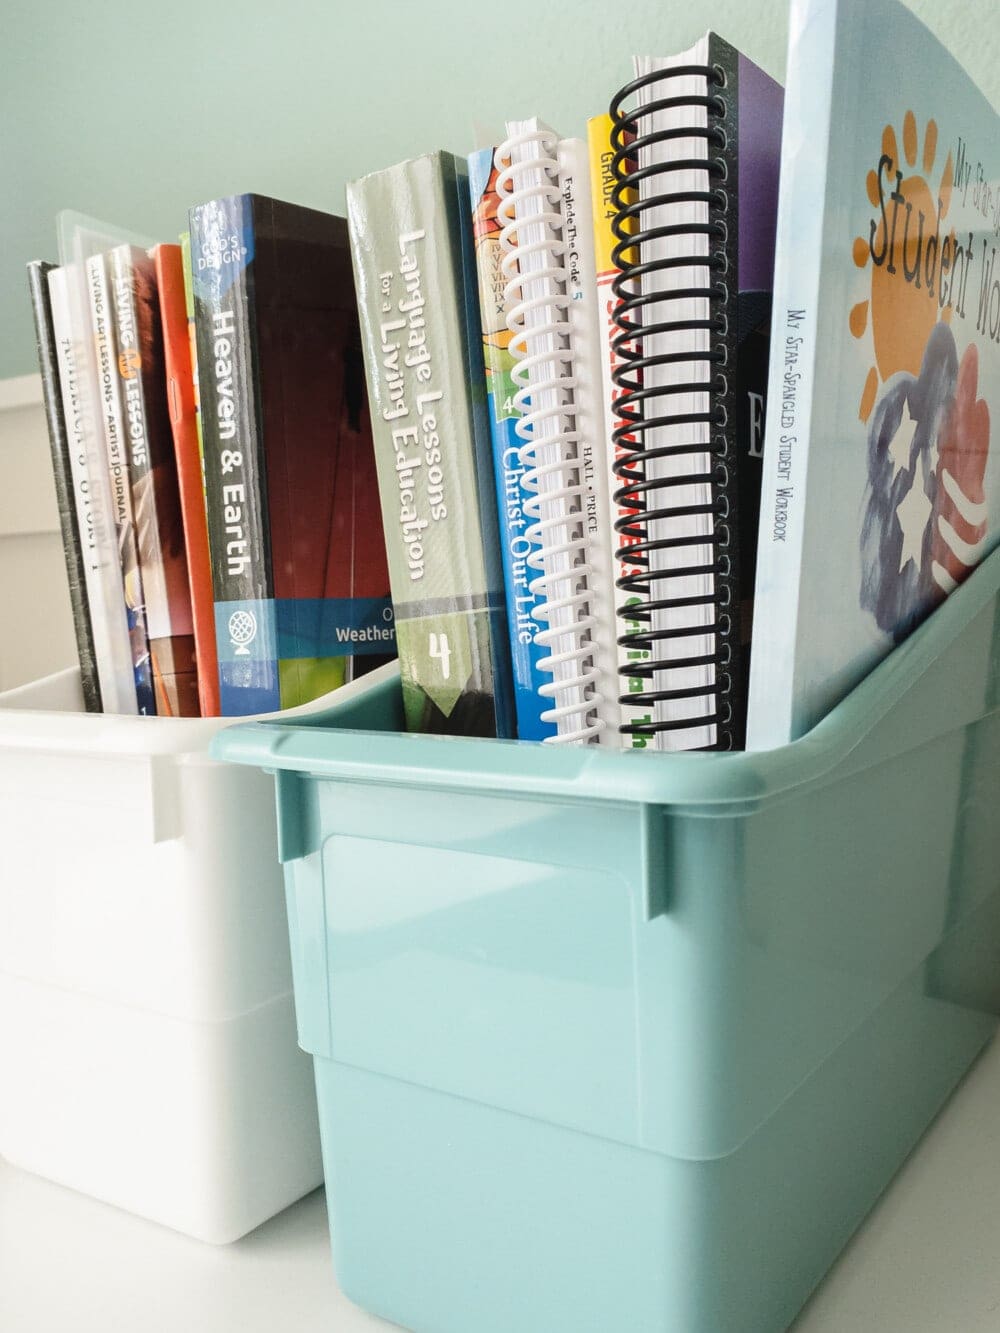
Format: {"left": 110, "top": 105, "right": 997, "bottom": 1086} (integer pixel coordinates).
{"left": 347, "top": 151, "right": 513, "bottom": 737}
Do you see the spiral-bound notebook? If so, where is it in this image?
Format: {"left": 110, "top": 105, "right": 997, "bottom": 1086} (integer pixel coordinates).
{"left": 493, "top": 118, "right": 620, "bottom": 745}
{"left": 607, "top": 35, "right": 783, "bottom": 749}
{"left": 468, "top": 143, "right": 555, "bottom": 741}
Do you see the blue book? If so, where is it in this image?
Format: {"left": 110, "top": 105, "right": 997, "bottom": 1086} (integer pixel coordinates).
{"left": 748, "top": 0, "right": 1000, "bottom": 747}
{"left": 468, "top": 146, "right": 557, "bottom": 741}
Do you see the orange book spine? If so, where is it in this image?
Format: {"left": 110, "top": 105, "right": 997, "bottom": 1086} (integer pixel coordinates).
{"left": 153, "top": 243, "right": 220, "bottom": 716}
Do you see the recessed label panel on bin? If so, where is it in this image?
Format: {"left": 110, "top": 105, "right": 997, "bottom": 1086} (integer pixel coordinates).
{"left": 322, "top": 834, "right": 642, "bottom": 1144}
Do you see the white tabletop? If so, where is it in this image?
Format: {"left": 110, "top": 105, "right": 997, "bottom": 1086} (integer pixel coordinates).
{"left": 3, "top": 1037, "right": 1000, "bottom": 1333}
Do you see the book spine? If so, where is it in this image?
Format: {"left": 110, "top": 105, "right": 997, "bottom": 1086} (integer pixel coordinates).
{"left": 27, "top": 261, "right": 102, "bottom": 711}
{"left": 498, "top": 121, "right": 605, "bottom": 744}
{"left": 190, "top": 196, "right": 279, "bottom": 716}
{"left": 347, "top": 152, "right": 513, "bottom": 738}
{"left": 86, "top": 252, "right": 156, "bottom": 715}
{"left": 587, "top": 114, "right": 654, "bottom": 747}
{"left": 110, "top": 246, "right": 199, "bottom": 717}
{"left": 556, "top": 136, "right": 622, "bottom": 745}
{"left": 468, "top": 146, "right": 555, "bottom": 741}
{"left": 745, "top": 6, "right": 837, "bottom": 749}
{"left": 609, "top": 44, "right": 766, "bottom": 751}
{"left": 306, "top": 299, "right": 396, "bottom": 692}
{"left": 451, "top": 157, "right": 516, "bottom": 740}
{"left": 179, "top": 231, "right": 206, "bottom": 477}
{"left": 48, "top": 266, "right": 136, "bottom": 714}
{"left": 609, "top": 39, "right": 779, "bottom": 750}
{"left": 156, "top": 243, "right": 220, "bottom": 716}
{"left": 345, "top": 387, "right": 397, "bottom": 684}
{"left": 623, "top": 56, "right": 720, "bottom": 751}
{"left": 708, "top": 40, "right": 777, "bottom": 751}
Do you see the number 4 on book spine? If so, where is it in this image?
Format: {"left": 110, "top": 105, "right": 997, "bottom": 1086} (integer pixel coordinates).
{"left": 429, "top": 631, "right": 452, "bottom": 681}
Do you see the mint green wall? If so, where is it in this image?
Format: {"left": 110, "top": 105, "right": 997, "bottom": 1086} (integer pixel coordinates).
{"left": 3, "top": 0, "right": 998, "bottom": 380}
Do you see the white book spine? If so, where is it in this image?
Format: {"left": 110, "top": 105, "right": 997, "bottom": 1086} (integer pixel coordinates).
{"left": 109, "top": 246, "right": 171, "bottom": 642}
{"left": 87, "top": 250, "right": 153, "bottom": 713}
{"left": 87, "top": 254, "right": 136, "bottom": 542}
{"left": 556, "top": 136, "right": 622, "bottom": 744}
{"left": 744, "top": 0, "right": 838, "bottom": 750}
{"left": 48, "top": 265, "right": 136, "bottom": 714}
{"left": 497, "top": 120, "right": 606, "bottom": 744}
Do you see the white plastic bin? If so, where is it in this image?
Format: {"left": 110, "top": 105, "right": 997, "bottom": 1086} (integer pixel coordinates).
{"left": 0, "top": 378, "right": 77, "bottom": 691}
{"left": 0, "top": 664, "right": 393, "bottom": 1243}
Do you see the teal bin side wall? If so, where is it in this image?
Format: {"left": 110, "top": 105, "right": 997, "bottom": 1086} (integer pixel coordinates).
{"left": 269, "top": 704, "right": 1000, "bottom": 1162}
{"left": 313, "top": 927, "right": 999, "bottom": 1333}
{"left": 212, "top": 548, "right": 1000, "bottom": 1331}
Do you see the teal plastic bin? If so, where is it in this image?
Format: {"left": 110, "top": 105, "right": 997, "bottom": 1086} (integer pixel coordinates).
{"left": 213, "top": 547, "right": 1000, "bottom": 1333}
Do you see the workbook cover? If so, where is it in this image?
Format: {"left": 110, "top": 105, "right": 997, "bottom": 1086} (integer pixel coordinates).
{"left": 748, "top": 0, "right": 1000, "bottom": 747}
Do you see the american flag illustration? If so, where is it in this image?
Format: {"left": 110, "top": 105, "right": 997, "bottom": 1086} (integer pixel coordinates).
{"left": 860, "top": 321, "right": 990, "bottom": 643}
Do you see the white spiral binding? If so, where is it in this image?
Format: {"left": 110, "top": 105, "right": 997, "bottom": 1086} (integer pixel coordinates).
{"left": 495, "top": 126, "right": 603, "bottom": 744}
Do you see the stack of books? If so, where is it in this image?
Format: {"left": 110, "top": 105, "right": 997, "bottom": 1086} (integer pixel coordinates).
{"left": 30, "top": 0, "right": 1000, "bottom": 746}
{"left": 346, "top": 46, "right": 783, "bottom": 748}
{"left": 346, "top": 0, "right": 1000, "bottom": 751}
{"left": 29, "top": 199, "right": 393, "bottom": 718}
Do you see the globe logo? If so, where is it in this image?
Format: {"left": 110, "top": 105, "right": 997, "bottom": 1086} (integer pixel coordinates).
{"left": 228, "top": 608, "right": 258, "bottom": 649}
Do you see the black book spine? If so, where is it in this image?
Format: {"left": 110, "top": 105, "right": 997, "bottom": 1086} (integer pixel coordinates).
{"left": 190, "top": 195, "right": 278, "bottom": 715}
{"left": 26, "top": 260, "right": 102, "bottom": 711}
{"left": 707, "top": 34, "right": 763, "bottom": 752}
{"left": 608, "top": 40, "right": 762, "bottom": 750}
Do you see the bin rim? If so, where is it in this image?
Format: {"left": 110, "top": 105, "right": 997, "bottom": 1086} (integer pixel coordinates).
{"left": 211, "top": 546, "right": 1000, "bottom": 810}
{"left": 0, "top": 662, "right": 401, "bottom": 760}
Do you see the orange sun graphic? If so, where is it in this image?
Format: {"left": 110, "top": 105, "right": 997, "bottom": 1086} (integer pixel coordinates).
{"left": 850, "top": 110, "right": 955, "bottom": 422}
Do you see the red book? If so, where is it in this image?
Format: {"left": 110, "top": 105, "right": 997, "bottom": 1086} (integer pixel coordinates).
{"left": 154, "top": 243, "right": 220, "bottom": 716}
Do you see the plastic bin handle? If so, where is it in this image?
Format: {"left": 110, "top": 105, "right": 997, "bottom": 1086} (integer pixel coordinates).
{"left": 641, "top": 806, "right": 670, "bottom": 920}
{"left": 274, "top": 769, "right": 311, "bottom": 864}
{"left": 147, "top": 754, "right": 183, "bottom": 844}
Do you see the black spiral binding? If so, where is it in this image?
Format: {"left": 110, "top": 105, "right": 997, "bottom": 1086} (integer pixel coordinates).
{"left": 608, "top": 62, "right": 740, "bottom": 750}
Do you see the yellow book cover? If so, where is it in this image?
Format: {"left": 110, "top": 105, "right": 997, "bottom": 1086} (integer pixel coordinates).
{"left": 586, "top": 112, "right": 650, "bottom": 744}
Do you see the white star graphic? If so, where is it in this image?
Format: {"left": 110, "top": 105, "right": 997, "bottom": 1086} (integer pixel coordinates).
{"left": 887, "top": 398, "right": 918, "bottom": 480}
{"left": 896, "top": 473, "right": 932, "bottom": 573}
